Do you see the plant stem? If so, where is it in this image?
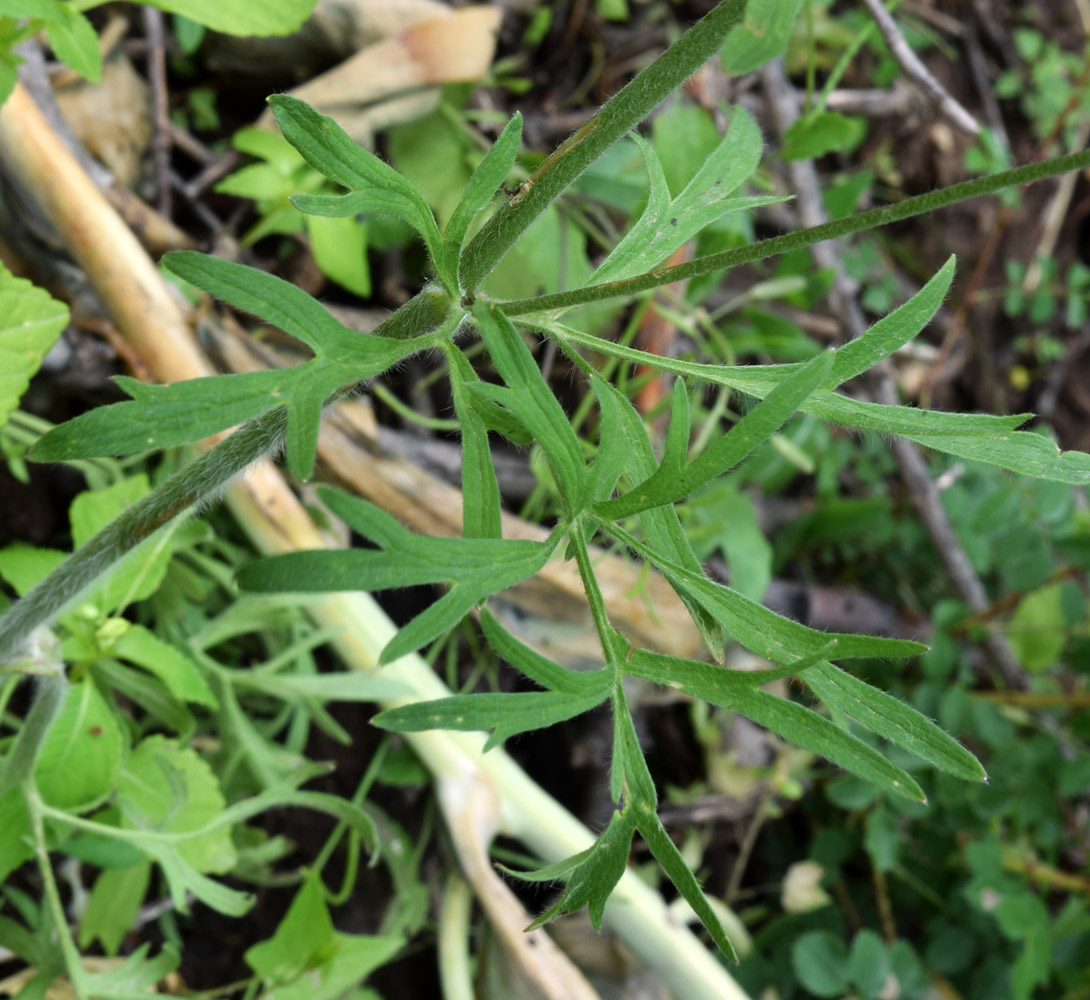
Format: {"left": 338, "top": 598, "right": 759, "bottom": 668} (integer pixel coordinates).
{"left": 496, "top": 146, "right": 1090, "bottom": 314}
{"left": 458, "top": 0, "right": 747, "bottom": 289}
{"left": 28, "top": 784, "right": 89, "bottom": 1000}
{"left": 0, "top": 671, "right": 65, "bottom": 793}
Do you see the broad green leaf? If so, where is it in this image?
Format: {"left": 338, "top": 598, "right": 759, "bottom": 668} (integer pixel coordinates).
{"left": 246, "top": 874, "right": 402, "bottom": 1000}
{"left": 237, "top": 486, "right": 556, "bottom": 663}
{"left": 626, "top": 648, "right": 925, "bottom": 800}
{"left": 67, "top": 475, "right": 177, "bottom": 613}
{"left": 473, "top": 302, "right": 588, "bottom": 512}
{"left": 374, "top": 687, "right": 609, "bottom": 751}
{"left": 305, "top": 214, "right": 370, "bottom": 297}
{"left": 0, "top": 786, "right": 32, "bottom": 882}
{"left": 44, "top": 4, "right": 101, "bottom": 83}
{"left": 850, "top": 929, "right": 893, "bottom": 998}
{"left": 138, "top": 0, "right": 318, "bottom": 37}
{"left": 591, "top": 114, "right": 780, "bottom": 285}
{"left": 448, "top": 113, "right": 523, "bottom": 275}
{"left": 792, "top": 930, "right": 851, "bottom": 998}
{"left": 446, "top": 344, "right": 502, "bottom": 538}
{"left": 245, "top": 875, "right": 335, "bottom": 984}
{"left": 34, "top": 677, "right": 124, "bottom": 812}
{"left": 1007, "top": 582, "right": 1068, "bottom": 671}
{"left": 110, "top": 624, "right": 218, "bottom": 709}
{"left": 117, "top": 735, "right": 236, "bottom": 873}
{"left": 721, "top": 0, "right": 805, "bottom": 74}
{"left": 0, "top": 545, "right": 66, "bottom": 596}
{"left": 0, "top": 263, "right": 68, "bottom": 432}
{"left": 783, "top": 110, "right": 863, "bottom": 161}
{"left": 597, "top": 350, "right": 834, "bottom": 518}
{"left": 0, "top": 0, "right": 56, "bottom": 16}
{"left": 36, "top": 254, "right": 416, "bottom": 479}
{"left": 0, "top": 52, "right": 18, "bottom": 108}
{"left": 804, "top": 662, "right": 986, "bottom": 782}
{"left": 269, "top": 96, "right": 449, "bottom": 286}
{"left": 78, "top": 860, "right": 151, "bottom": 955}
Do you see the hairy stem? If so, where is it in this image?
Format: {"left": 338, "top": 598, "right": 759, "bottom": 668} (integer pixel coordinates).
{"left": 458, "top": 0, "right": 747, "bottom": 289}
{"left": 496, "top": 146, "right": 1090, "bottom": 314}
{"left": 0, "top": 411, "right": 283, "bottom": 663}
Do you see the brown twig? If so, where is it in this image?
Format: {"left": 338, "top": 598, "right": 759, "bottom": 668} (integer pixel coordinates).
{"left": 142, "top": 7, "right": 171, "bottom": 217}
{"left": 859, "top": 0, "right": 980, "bottom": 137}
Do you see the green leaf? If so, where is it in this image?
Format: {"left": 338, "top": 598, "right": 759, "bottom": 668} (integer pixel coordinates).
{"left": 78, "top": 861, "right": 152, "bottom": 955}
{"left": 110, "top": 624, "right": 218, "bottom": 709}
{"left": 597, "top": 350, "right": 834, "bottom": 518}
{"left": 472, "top": 302, "right": 588, "bottom": 512}
{"left": 446, "top": 345, "right": 502, "bottom": 539}
{"left": 448, "top": 113, "right": 523, "bottom": 275}
{"left": 305, "top": 214, "right": 370, "bottom": 297}
{"left": 721, "top": 0, "right": 806, "bottom": 74}
{"left": 1007, "top": 582, "right": 1068, "bottom": 671}
{"left": 514, "top": 810, "right": 638, "bottom": 932}
{"left": 591, "top": 113, "right": 780, "bottom": 285}
{"left": 44, "top": 4, "right": 102, "bottom": 83}
{"left": 863, "top": 808, "right": 900, "bottom": 873}
{"left": 804, "top": 662, "right": 986, "bottom": 782}
{"left": 117, "top": 735, "right": 236, "bottom": 873}
{"left": 36, "top": 254, "right": 416, "bottom": 479}
{"left": 0, "top": 785, "right": 33, "bottom": 882}
{"left": 831, "top": 257, "right": 955, "bottom": 383}
{"left": 792, "top": 930, "right": 851, "bottom": 998}
{"left": 626, "top": 648, "right": 925, "bottom": 800}
{"left": 83, "top": 943, "right": 180, "bottom": 999}
{"left": 591, "top": 375, "right": 725, "bottom": 658}
{"left": 269, "top": 96, "right": 449, "bottom": 287}
{"left": 0, "top": 263, "right": 68, "bottom": 432}
{"left": 480, "top": 608, "right": 602, "bottom": 693}
{"left": 374, "top": 686, "right": 609, "bottom": 751}
{"left": 137, "top": 0, "right": 318, "bottom": 37}
{"left": 783, "top": 110, "right": 863, "bottom": 161}
{"left": 246, "top": 874, "right": 402, "bottom": 1000}
{"left": 849, "top": 930, "right": 891, "bottom": 999}
{"left": 245, "top": 874, "right": 335, "bottom": 984}
{"left": 237, "top": 486, "right": 556, "bottom": 663}
{"left": 34, "top": 677, "right": 124, "bottom": 812}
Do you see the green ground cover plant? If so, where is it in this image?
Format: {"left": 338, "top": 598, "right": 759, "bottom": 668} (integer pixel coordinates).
{"left": 2, "top": 0, "right": 1090, "bottom": 996}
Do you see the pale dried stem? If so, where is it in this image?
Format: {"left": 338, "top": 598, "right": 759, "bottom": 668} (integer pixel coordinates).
{"left": 859, "top": 0, "right": 981, "bottom": 137}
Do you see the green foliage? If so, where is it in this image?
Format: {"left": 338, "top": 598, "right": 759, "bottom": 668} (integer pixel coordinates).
{"left": 0, "top": 262, "right": 67, "bottom": 432}
{"left": 3, "top": 0, "right": 1090, "bottom": 989}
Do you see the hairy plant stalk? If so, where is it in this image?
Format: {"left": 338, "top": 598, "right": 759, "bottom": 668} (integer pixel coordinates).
{"left": 496, "top": 146, "right": 1090, "bottom": 314}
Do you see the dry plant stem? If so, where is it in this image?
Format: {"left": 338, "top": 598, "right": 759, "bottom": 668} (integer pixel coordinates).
{"left": 761, "top": 59, "right": 1028, "bottom": 690}
{"left": 142, "top": 6, "right": 171, "bottom": 217}
{"left": 0, "top": 75, "right": 750, "bottom": 1000}
{"left": 1023, "top": 117, "right": 1090, "bottom": 293}
{"left": 859, "top": 0, "right": 980, "bottom": 137}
